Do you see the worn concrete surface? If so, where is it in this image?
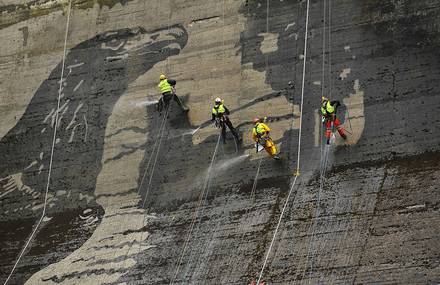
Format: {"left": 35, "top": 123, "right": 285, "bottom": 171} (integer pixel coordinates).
{"left": 0, "top": 0, "right": 439, "bottom": 284}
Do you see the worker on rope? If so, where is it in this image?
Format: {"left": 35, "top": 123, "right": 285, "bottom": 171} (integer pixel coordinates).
{"left": 320, "top": 96, "right": 347, "bottom": 145}
{"left": 157, "top": 74, "right": 189, "bottom": 113}
{"left": 252, "top": 117, "right": 280, "bottom": 160}
{"left": 211, "top": 97, "right": 241, "bottom": 144}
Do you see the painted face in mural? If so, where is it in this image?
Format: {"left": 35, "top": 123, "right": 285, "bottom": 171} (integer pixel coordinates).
{"left": 0, "top": 24, "right": 188, "bottom": 283}
{"left": 239, "top": 0, "right": 365, "bottom": 148}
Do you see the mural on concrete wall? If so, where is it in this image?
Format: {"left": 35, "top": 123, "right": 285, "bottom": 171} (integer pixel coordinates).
{"left": 3, "top": 0, "right": 439, "bottom": 284}
{"left": 0, "top": 24, "right": 188, "bottom": 283}
{"left": 239, "top": 0, "right": 365, "bottom": 153}
{"left": 0, "top": 0, "right": 133, "bottom": 30}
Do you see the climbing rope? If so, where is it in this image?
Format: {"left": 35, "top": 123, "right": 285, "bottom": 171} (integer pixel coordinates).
{"left": 179, "top": 1, "right": 230, "bottom": 280}
{"left": 337, "top": 179, "right": 382, "bottom": 284}
{"left": 166, "top": 0, "right": 172, "bottom": 74}
{"left": 256, "top": 0, "right": 311, "bottom": 283}
{"left": 328, "top": 0, "right": 332, "bottom": 99}
{"left": 328, "top": 205, "right": 353, "bottom": 284}
{"left": 301, "top": 0, "right": 329, "bottom": 281}
{"left": 226, "top": 0, "right": 270, "bottom": 281}
{"left": 181, "top": 144, "right": 220, "bottom": 280}
{"left": 224, "top": 157, "right": 262, "bottom": 283}
{"left": 3, "top": 2, "right": 72, "bottom": 284}
{"left": 137, "top": 105, "right": 169, "bottom": 197}
{"left": 141, "top": 105, "right": 170, "bottom": 208}
{"left": 302, "top": 1, "right": 354, "bottom": 281}
{"left": 302, "top": 146, "right": 330, "bottom": 281}
{"left": 191, "top": 191, "right": 237, "bottom": 282}
{"left": 169, "top": 134, "right": 221, "bottom": 285}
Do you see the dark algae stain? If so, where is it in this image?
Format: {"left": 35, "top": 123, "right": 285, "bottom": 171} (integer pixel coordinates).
{"left": 361, "top": 0, "right": 440, "bottom": 48}
{"left": 0, "top": 0, "right": 131, "bottom": 30}
{"left": 0, "top": 24, "right": 188, "bottom": 283}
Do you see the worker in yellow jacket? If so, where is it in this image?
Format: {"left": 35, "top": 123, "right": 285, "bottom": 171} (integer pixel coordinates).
{"left": 252, "top": 117, "right": 280, "bottom": 160}
{"left": 157, "top": 74, "right": 189, "bottom": 113}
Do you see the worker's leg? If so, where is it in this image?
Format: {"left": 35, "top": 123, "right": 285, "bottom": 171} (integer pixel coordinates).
{"left": 172, "top": 93, "right": 189, "bottom": 112}
{"left": 225, "top": 118, "right": 241, "bottom": 141}
{"left": 264, "top": 138, "right": 278, "bottom": 158}
{"left": 333, "top": 118, "right": 347, "bottom": 139}
{"left": 163, "top": 92, "right": 172, "bottom": 109}
{"left": 157, "top": 97, "right": 164, "bottom": 112}
{"left": 324, "top": 119, "right": 332, "bottom": 144}
{"left": 221, "top": 123, "right": 227, "bottom": 144}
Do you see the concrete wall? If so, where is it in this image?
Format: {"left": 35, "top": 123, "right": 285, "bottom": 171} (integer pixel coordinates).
{"left": 0, "top": 0, "right": 439, "bottom": 284}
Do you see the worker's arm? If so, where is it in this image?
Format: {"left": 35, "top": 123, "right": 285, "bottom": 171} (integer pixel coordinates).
{"left": 252, "top": 132, "right": 258, "bottom": 142}
{"left": 211, "top": 113, "right": 216, "bottom": 121}
{"left": 262, "top": 123, "right": 271, "bottom": 132}
{"left": 224, "top": 106, "right": 230, "bottom": 115}
{"left": 167, "top": 79, "right": 176, "bottom": 86}
{"left": 330, "top": 100, "right": 341, "bottom": 109}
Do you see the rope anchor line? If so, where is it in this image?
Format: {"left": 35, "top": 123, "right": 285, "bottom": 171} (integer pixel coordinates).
{"left": 3, "top": 2, "right": 73, "bottom": 284}
{"left": 169, "top": 134, "right": 221, "bottom": 285}
{"left": 256, "top": 0, "right": 311, "bottom": 283}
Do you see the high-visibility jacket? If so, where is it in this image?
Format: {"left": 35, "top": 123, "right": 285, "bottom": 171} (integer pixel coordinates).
{"left": 158, "top": 79, "right": 172, "bottom": 94}
{"left": 321, "top": 100, "right": 336, "bottom": 116}
{"left": 252, "top": 122, "right": 270, "bottom": 141}
{"left": 212, "top": 104, "right": 226, "bottom": 116}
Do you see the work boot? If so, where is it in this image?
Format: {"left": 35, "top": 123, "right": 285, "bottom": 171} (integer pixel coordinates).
{"left": 273, "top": 155, "right": 281, "bottom": 160}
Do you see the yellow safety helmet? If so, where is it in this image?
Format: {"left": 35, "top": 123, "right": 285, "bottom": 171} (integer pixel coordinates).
{"left": 159, "top": 74, "right": 166, "bottom": 80}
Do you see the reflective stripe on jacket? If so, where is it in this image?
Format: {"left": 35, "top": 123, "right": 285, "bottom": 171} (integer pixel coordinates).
{"left": 321, "top": 100, "right": 335, "bottom": 116}
{"left": 158, "top": 79, "right": 172, "bottom": 94}
{"left": 212, "top": 104, "right": 226, "bottom": 116}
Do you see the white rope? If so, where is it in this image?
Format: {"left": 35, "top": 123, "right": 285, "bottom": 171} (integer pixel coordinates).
{"left": 169, "top": 134, "right": 221, "bottom": 285}
{"left": 141, "top": 106, "right": 170, "bottom": 208}
{"left": 328, "top": 0, "right": 332, "bottom": 98}
{"left": 302, "top": 146, "right": 330, "bottom": 282}
{"left": 303, "top": 0, "right": 338, "bottom": 281}
{"left": 3, "top": 2, "right": 72, "bottom": 284}
{"left": 256, "top": 0, "right": 311, "bottom": 282}
{"left": 166, "top": 0, "right": 171, "bottom": 74}
{"left": 328, "top": 208, "right": 352, "bottom": 284}
{"left": 137, "top": 106, "right": 169, "bottom": 195}
{"left": 256, "top": 176, "right": 298, "bottom": 284}
{"left": 224, "top": 157, "right": 262, "bottom": 283}
{"left": 265, "top": 0, "right": 269, "bottom": 73}
{"left": 295, "top": 0, "right": 310, "bottom": 176}
{"left": 300, "top": 0, "right": 328, "bottom": 281}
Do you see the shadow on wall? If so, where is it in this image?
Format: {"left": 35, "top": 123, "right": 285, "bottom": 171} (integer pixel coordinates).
{"left": 0, "top": 24, "right": 188, "bottom": 283}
